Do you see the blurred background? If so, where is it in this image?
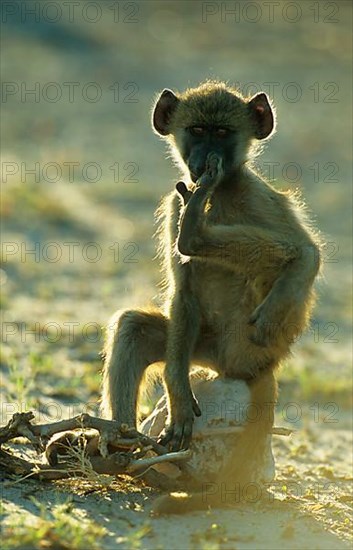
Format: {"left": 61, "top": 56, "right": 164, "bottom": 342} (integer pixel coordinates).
{"left": 1, "top": 0, "right": 352, "bottom": 419}
{"left": 1, "top": 3, "right": 353, "bottom": 548}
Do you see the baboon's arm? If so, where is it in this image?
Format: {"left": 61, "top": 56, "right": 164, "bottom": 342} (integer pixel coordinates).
{"left": 177, "top": 184, "right": 303, "bottom": 273}
{"left": 177, "top": 181, "right": 320, "bottom": 347}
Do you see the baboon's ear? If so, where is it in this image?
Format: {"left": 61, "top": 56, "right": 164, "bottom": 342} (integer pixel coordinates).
{"left": 153, "top": 89, "right": 179, "bottom": 136}
{"left": 248, "top": 93, "right": 274, "bottom": 139}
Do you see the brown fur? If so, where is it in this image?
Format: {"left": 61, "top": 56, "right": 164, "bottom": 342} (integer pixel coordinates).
{"left": 100, "top": 81, "right": 321, "bottom": 513}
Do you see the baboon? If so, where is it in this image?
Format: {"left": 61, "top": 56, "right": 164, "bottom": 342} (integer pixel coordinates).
{"left": 101, "top": 81, "right": 321, "bottom": 511}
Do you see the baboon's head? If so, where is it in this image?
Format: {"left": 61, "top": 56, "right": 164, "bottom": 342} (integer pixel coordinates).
{"left": 152, "top": 81, "right": 275, "bottom": 183}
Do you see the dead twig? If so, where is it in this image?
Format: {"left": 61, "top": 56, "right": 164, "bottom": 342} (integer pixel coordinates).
{"left": 193, "top": 426, "right": 293, "bottom": 439}
{"left": 0, "top": 412, "right": 167, "bottom": 454}
{"left": 127, "top": 450, "right": 191, "bottom": 473}
{"left": 0, "top": 412, "right": 292, "bottom": 485}
{"left": 0, "top": 412, "right": 189, "bottom": 483}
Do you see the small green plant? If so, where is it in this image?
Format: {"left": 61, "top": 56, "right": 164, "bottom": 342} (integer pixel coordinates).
{"left": 28, "top": 351, "right": 53, "bottom": 375}
{"left": 116, "top": 523, "right": 153, "bottom": 549}
{"left": 190, "top": 523, "right": 229, "bottom": 550}
{"left": 63, "top": 436, "right": 115, "bottom": 488}
{"left": 6, "top": 358, "right": 35, "bottom": 410}
{"left": 2, "top": 497, "right": 107, "bottom": 549}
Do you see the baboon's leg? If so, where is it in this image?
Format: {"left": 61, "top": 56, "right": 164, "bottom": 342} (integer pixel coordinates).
{"left": 101, "top": 309, "right": 168, "bottom": 425}
{"left": 152, "top": 368, "right": 278, "bottom": 515}
{"left": 101, "top": 309, "right": 217, "bottom": 429}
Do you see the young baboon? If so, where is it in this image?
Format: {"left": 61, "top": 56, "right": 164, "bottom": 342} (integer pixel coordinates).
{"left": 101, "top": 81, "right": 321, "bottom": 510}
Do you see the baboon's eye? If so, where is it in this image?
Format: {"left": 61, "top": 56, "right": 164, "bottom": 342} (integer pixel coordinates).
{"left": 215, "top": 128, "right": 229, "bottom": 137}
{"left": 189, "top": 127, "right": 205, "bottom": 136}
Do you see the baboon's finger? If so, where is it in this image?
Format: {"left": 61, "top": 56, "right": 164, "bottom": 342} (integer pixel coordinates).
{"left": 176, "top": 181, "right": 187, "bottom": 196}
{"left": 176, "top": 181, "right": 193, "bottom": 205}
{"left": 158, "top": 427, "right": 173, "bottom": 448}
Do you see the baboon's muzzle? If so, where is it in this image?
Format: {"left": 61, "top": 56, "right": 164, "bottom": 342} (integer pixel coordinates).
{"left": 188, "top": 147, "right": 223, "bottom": 183}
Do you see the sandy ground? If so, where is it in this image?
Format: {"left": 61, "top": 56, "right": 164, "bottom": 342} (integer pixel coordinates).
{"left": 2, "top": 414, "right": 352, "bottom": 548}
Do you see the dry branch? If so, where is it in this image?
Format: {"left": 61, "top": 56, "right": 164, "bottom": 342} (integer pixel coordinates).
{"left": 0, "top": 412, "right": 167, "bottom": 453}
{"left": 193, "top": 426, "right": 293, "bottom": 439}
{"left": 0, "top": 412, "right": 189, "bottom": 484}
{"left": 0, "top": 411, "right": 292, "bottom": 485}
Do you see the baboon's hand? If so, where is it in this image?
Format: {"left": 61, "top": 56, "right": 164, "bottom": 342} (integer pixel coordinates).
{"left": 248, "top": 301, "right": 286, "bottom": 347}
{"left": 197, "top": 152, "right": 224, "bottom": 190}
{"left": 176, "top": 152, "right": 223, "bottom": 205}
{"left": 249, "top": 296, "right": 302, "bottom": 347}
{"left": 176, "top": 181, "right": 193, "bottom": 205}
{"left": 158, "top": 394, "right": 201, "bottom": 451}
